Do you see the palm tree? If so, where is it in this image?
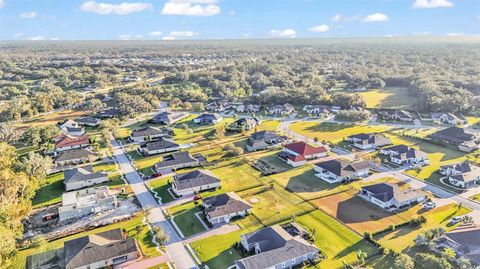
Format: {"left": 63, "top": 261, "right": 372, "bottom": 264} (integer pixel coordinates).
{"left": 356, "top": 249, "right": 368, "bottom": 265}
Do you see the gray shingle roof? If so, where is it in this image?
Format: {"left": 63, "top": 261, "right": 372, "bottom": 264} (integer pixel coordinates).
{"left": 131, "top": 126, "right": 165, "bottom": 138}
{"left": 55, "top": 148, "right": 97, "bottom": 162}
{"left": 430, "top": 126, "right": 477, "bottom": 145}
{"left": 362, "top": 183, "right": 425, "bottom": 203}
{"left": 141, "top": 138, "right": 179, "bottom": 151}
{"left": 203, "top": 192, "right": 251, "bottom": 219}
{"left": 174, "top": 169, "right": 220, "bottom": 191}
{"left": 315, "top": 159, "right": 370, "bottom": 177}
{"left": 250, "top": 130, "right": 279, "bottom": 141}
{"left": 154, "top": 152, "right": 199, "bottom": 170}
{"left": 64, "top": 165, "right": 107, "bottom": 184}
{"left": 75, "top": 116, "right": 100, "bottom": 124}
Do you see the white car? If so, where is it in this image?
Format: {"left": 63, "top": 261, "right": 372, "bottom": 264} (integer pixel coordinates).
{"left": 424, "top": 202, "right": 436, "bottom": 209}
{"left": 450, "top": 216, "right": 462, "bottom": 224}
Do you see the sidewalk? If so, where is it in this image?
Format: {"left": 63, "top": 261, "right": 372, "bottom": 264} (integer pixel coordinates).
{"left": 118, "top": 255, "right": 170, "bottom": 269}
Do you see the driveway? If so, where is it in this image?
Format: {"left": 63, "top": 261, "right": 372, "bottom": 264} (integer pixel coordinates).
{"left": 111, "top": 137, "right": 198, "bottom": 269}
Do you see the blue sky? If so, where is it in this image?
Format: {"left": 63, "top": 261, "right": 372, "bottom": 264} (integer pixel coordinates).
{"left": 0, "top": 0, "right": 479, "bottom": 40}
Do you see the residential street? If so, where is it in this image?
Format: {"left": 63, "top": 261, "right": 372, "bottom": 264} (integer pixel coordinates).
{"left": 111, "top": 137, "right": 198, "bottom": 269}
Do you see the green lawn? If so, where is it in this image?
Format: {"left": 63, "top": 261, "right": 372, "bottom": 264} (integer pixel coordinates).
{"left": 13, "top": 216, "right": 159, "bottom": 269}
{"left": 32, "top": 172, "right": 64, "bottom": 208}
{"left": 147, "top": 177, "right": 176, "bottom": 204}
{"left": 375, "top": 204, "right": 471, "bottom": 252}
{"left": 358, "top": 87, "right": 415, "bottom": 110}
{"left": 172, "top": 205, "right": 207, "bottom": 237}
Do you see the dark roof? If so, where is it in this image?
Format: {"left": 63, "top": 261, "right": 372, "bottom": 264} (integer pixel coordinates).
{"left": 174, "top": 169, "right": 220, "bottom": 191}
{"left": 64, "top": 229, "right": 137, "bottom": 269}
{"left": 250, "top": 130, "right": 279, "bottom": 141}
{"left": 315, "top": 159, "right": 370, "bottom": 177}
{"left": 284, "top": 142, "right": 327, "bottom": 156}
{"left": 141, "top": 138, "right": 179, "bottom": 151}
{"left": 203, "top": 192, "right": 251, "bottom": 219}
{"left": 151, "top": 111, "right": 188, "bottom": 124}
{"left": 75, "top": 116, "right": 100, "bottom": 124}
{"left": 55, "top": 149, "right": 97, "bottom": 162}
{"left": 430, "top": 126, "right": 477, "bottom": 145}
{"left": 194, "top": 113, "right": 222, "bottom": 122}
{"left": 348, "top": 133, "right": 391, "bottom": 146}
{"left": 155, "top": 152, "right": 199, "bottom": 170}
{"left": 64, "top": 166, "right": 107, "bottom": 184}
{"left": 96, "top": 108, "right": 120, "bottom": 118}
{"left": 131, "top": 126, "right": 165, "bottom": 138}
{"left": 383, "top": 145, "right": 428, "bottom": 160}
{"left": 361, "top": 183, "right": 425, "bottom": 203}
{"left": 446, "top": 225, "right": 480, "bottom": 264}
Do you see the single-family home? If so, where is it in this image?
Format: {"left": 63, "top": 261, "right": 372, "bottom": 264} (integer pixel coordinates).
{"left": 346, "top": 133, "right": 392, "bottom": 150}
{"left": 226, "top": 117, "right": 261, "bottom": 133}
{"left": 206, "top": 101, "right": 226, "bottom": 112}
{"left": 59, "top": 119, "right": 86, "bottom": 137}
{"left": 314, "top": 159, "right": 370, "bottom": 183}
{"left": 203, "top": 192, "right": 252, "bottom": 225}
{"left": 54, "top": 148, "right": 98, "bottom": 167}
{"left": 438, "top": 225, "right": 480, "bottom": 266}
{"left": 380, "top": 110, "right": 414, "bottom": 122}
{"left": 244, "top": 104, "right": 261, "bottom": 113}
{"left": 193, "top": 113, "right": 223, "bottom": 125}
{"left": 235, "top": 224, "right": 319, "bottom": 269}
{"left": 440, "top": 162, "right": 480, "bottom": 188}
{"left": 154, "top": 152, "right": 200, "bottom": 172}
{"left": 139, "top": 138, "right": 180, "bottom": 156}
{"left": 26, "top": 229, "right": 140, "bottom": 269}
{"left": 172, "top": 169, "right": 220, "bottom": 196}
{"left": 64, "top": 165, "right": 108, "bottom": 191}
{"left": 58, "top": 186, "right": 117, "bottom": 221}
{"left": 359, "top": 183, "right": 426, "bottom": 210}
{"left": 129, "top": 126, "right": 169, "bottom": 142}
{"left": 429, "top": 126, "right": 479, "bottom": 152}
{"left": 431, "top": 113, "right": 467, "bottom": 125}
{"left": 380, "top": 145, "right": 429, "bottom": 166}
{"left": 149, "top": 111, "right": 189, "bottom": 125}
{"left": 96, "top": 108, "right": 121, "bottom": 119}
{"left": 74, "top": 116, "right": 101, "bottom": 127}
{"left": 277, "top": 141, "right": 327, "bottom": 167}
{"left": 302, "top": 105, "right": 334, "bottom": 117}
{"left": 246, "top": 131, "right": 286, "bottom": 152}
{"left": 55, "top": 134, "right": 90, "bottom": 153}
{"left": 269, "top": 103, "right": 295, "bottom": 115}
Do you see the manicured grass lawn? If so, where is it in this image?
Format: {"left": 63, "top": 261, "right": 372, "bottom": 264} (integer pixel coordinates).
{"left": 172, "top": 206, "right": 207, "bottom": 237}
{"left": 148, "top": 177, "right": 176, "bottom": 204}
{"left": 208, "top": 159, "right": 264, "bottom": 193}
{"left": 297, "top": 210, "right": 378, "bottom": 268}
{"left": 290, "top": 122, "right": 393, "bottom": 144}
{"left": 358, "top": 87, "right": 415, "bottom": 110}
{"left": 32, "top": 172, "right": 64, "bottom": 208}
{"left": 12, "top": 216, "right": 159, "bottom": 269}
{"left": 375, "top": 204, "right": 471, "bottom": 252}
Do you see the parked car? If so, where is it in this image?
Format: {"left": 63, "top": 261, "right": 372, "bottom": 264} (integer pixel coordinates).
{"left": 424, "top": 202, "right": 436, "bottom": 209}
{"left": 449, "top": 216, "right": 462, "bottom": 224}
{"left": 151, "top": 173, "right": 162, "bottom": 178}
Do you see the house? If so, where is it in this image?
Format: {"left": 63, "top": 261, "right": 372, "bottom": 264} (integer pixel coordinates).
{"left": 346, "top": 133, "right": 392, "bottom": 150}
{"left": 203, "top": 192, "right": 252, "bottom": 225}
{"left": 58, "top": 186, "right": 117, "bottom": 221}
{"left": 429, "top": 126, "right": 479, "bottom": 152}
{"left": 246, "top": 131, "right": 286, "bottom": 152}
{"left": 193, "top": 113, "right": 223, "bottom": 125}
{"left": 226, "top": 117, "right": 261, "bottom": 133}
{"left": 74, "top": 116, "right": 101, "bottom": 127}
{"left": 64, "top": 165, "right": 108, "bottom": 191}
{"left": 154, "top": 152, "right": 200, "bottom": 172}
{"left": 277, "top": 141, "right": 327, "bottom": 167}
{"left": 244, "top": 104, "right": 261, "bottom": 113}
{"left": 302, "top": 105, "right": 334, "bottom": 117}
{"left": 54, "top": 148, "right": 98, "bottom": 167}
{"left": 139, "top": 138, "right": 180, "bottom": 156}
{"left": 55, "top": 134, "right": 90, "bottom": 153}
{"left": 269, "top": 103, "right": 295, "bottom": 115}
{"left": 439, "top": 225, "right": 480, "bottom": 266}
{"left": 431, "top": 113, "right": 467, "bottom": 125}
{"left": 96, "top": 108, "right": 121, "bottom": 119}
{"left": 380, "top": 110, "right": 414, "bottom": 122}
{"left": 235, "top": 224, "right": 319, "bottom": 269}
{"left": 129, "top": 126, "right": 169, "bottom": 142}
{"left": 314, "top": 159, "right": 370, "bottom": 183}
{"left": 149, "top": 111, "right": 189, "bottom": 125}
{"left": 380, "top": 145, "right": 429, "bottom": 166}
{"left": 440, "top": 162, "right": 480, "bottom": 188}
{"left": 172, "top": 169, "right": 220, "bottom": 196}
{"left": 26, "top": 229, "right": 139, "bottom": 269}
{"left": 359, "top": 183, "right": 426, "bottom": 210}
{"left": 206, "top": 101, "right": 226, "bottom": 112}
{"left": 59, "top": 119, "right": 85, "bottom": 137}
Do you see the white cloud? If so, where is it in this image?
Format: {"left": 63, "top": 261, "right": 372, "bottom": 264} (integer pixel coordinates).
{"left": 169, "top": 31, "right": 195, "bottom": 37}
{"left": 20, "top": 11, "right": 37, "bottom": 18}
{"left": 13, "top": 33, "right": 24, "bottom": 38}
{"left": 446, "top": 32, "right": 465, "bottom": 36}
{"left": 412, "top": 0, "right": 454, "bottom": 9}
{"left": 308, "top": 24, "right": 330, "bottom": 33}
{"left": 118, "top": 34, "right": 131, "bottom": 40}
{"left": 80, "top": 1, "right": 152, "bottom": 15}
{"left": 50, "top": 37, "right": 60, "bottom": 41}
{"left": 363, "top": 13, "right": 389, "bottom": 22}
{"left": 162, "top": 36, "right": 176, "bottom": 40}
{"left": 149, "top": 31, "right": 163, "bottom": 36}
{"left": 331, "top": 14, "right": 361, "bottom": 22}
{"left": 27, "top": 36, "right": 45, "bottom": 41}
{"left": 0, "top": 0, "right": 4, "bottom": 9}
{"left": 270, "top": 29, "right": 296, "bottom": 38}
{"left": 161, "top": 1, "right": 220, "bottom": 16}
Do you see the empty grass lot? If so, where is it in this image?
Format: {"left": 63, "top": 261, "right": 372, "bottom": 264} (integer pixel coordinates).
{"left": 12, "top": 216, "right": 158, "bottom": 269}
{"left": 358, "top": 87, "right": 415, "bottom": 110}
{"left": 375, "top": 204, "right": 471, "bottom": 252}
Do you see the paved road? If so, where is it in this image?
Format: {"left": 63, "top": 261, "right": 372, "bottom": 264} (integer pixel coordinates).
{"left": 111, "top": 137, "right": 198, "bottom": 269}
